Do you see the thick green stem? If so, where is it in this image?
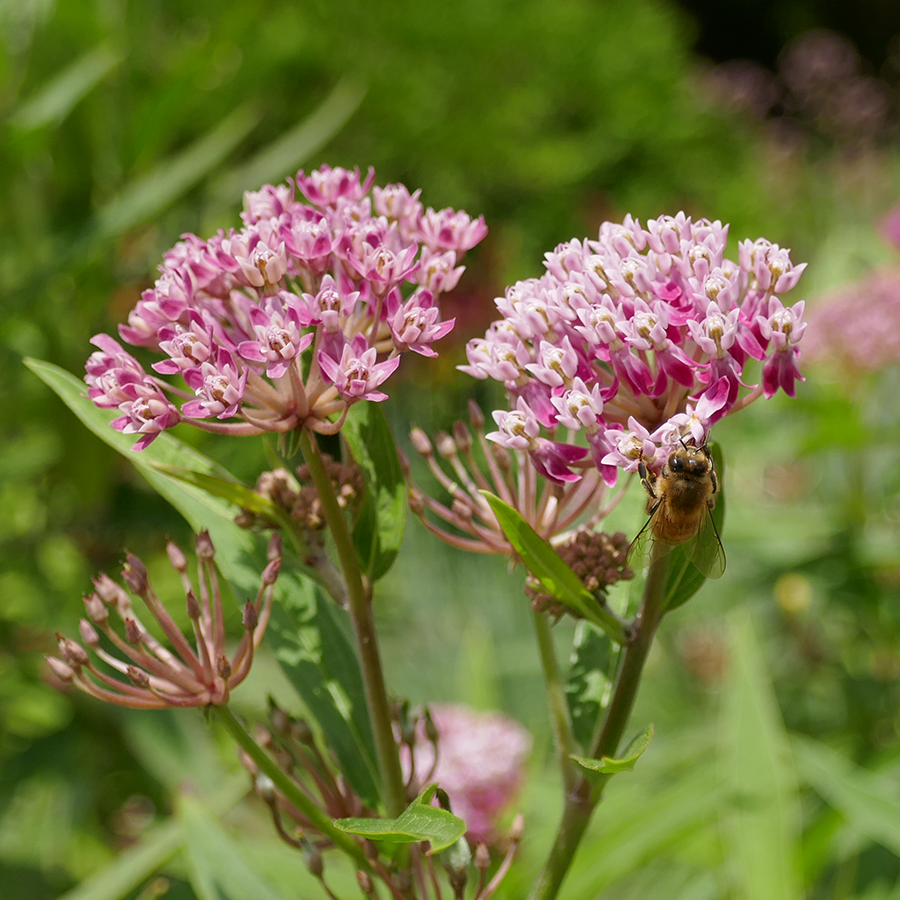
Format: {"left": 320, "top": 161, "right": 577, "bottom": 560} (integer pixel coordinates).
{"left": 214, "top": 705, "right": 369, "bottom": 869}
{"left": 528, "top": 554, "right": 670, "bottom": 900}
{"left": 532, "top": 609, "right": 578, "bottom": 792}
{"left": 299, "top": 429, "right": 407, "bottom": 818}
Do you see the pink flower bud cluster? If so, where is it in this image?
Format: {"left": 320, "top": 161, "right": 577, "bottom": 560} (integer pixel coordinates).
{"left": 461, "top": 213, "right": 807, "bottom": 483}
{"left": 402, "top": 704, "right": 531, "bottom": 844}
{"left": 85, "top": 165, "right": 487, "bottom": 449}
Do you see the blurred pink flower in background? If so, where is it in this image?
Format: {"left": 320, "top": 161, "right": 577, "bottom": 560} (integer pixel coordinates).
{"left": 404, "top": 704, "right": 531, "bottom": 844}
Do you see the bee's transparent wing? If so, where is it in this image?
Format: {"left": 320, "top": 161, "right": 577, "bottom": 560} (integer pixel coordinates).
{"left": 685, "top": 504, "right": 726, "bottom": 579}
{"left": 625, "top": 510, "right": 676, "bottom": 572}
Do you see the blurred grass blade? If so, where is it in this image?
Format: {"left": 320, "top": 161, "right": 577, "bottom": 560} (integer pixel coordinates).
{"left": 793, "top": 735, "right": 900, "bottom": 856}
{"left": 343, "top": 401, "right": 406, "bottom": 581}
{"left": 25, "top": 358, "right": 380, "bottom": 805}
{"left": 8, "top": 45, "right": 123, "bottom": 131}
{"left": 718, "top": 612, "right": 801, "bottom": 900}
{"left": 211, "top": 76, "right": 367, "bottom": 204}
{"left": 180, "top": 796, "right": 283, "bottom": 900}
{"left": 92, "top": 104, "right": 259, "bottom": 240}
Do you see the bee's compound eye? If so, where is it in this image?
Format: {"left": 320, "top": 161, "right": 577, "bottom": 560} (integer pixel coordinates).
{"left": 668, "top": 455, "right": 684, "bottom": 472}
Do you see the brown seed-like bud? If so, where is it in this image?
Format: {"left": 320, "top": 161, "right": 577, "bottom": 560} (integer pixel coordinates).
{"left": 93, "top": 572, "right": 124, "bottom": 606}
{"left": 269, "top": 705, "right": 292, "bottom": 736}
{"left": 510, "top": 812, "right": 525, "bottom": 841}
{"left": 475, "top": 842, "right": 490, "bottom": 870}
{"left": 83, "top": 592, "right": 109, "bottom": 625}
{"left": 242, "top": 601, "right": 259, "bottom": 631}
{"left": 122, "top": 554, "right": 149, "bottom": 597}
{"left": 196, "top": 530, "right": 215, "bottom": 560}
{"left": 290, "top": 719, "right": 315, "bottom": 745}
{"left": 124, "top": 618, "right": 142, "bottom": 645}
{"left": 356, "top": 870, "right": 374, "bottom": 894}
{"left": 79, "top": 619, "right": 100, "bottom": 648}
{"left": 267, "top": 532, "right": 282, "bottom": 562}
{"left": 410, "top": 426, "right": 433, "bottom": 457}
{"left": 127, "top": 666, "right": 150, "bottom": 688}
{"left": 216, "top": 655, "right": 232, "bottom": 679}
{"left": 46, "top": 656, "right": 75, "bottom": 682}
{"left": 408, "top": 487, "right": 425, "bottom": 515}
{"left": 166, "top": 540, "right": 188, "bottom": 572}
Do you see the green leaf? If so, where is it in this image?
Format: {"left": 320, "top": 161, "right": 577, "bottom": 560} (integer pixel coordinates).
{"left": 793, "top": 735, "right": 900, "bottom": 857}
{"left": 482, "top": 491, "right": 627, "bottom": 643}
{"left": 718, "top": 612, "right": 801, "bottom": 900}
{"left": 662, "top": 442, "right": 726, "bottom": 612}
{"left": 210, "top": 77, "right": 367, "bottom": 204}
{"left": 342, "top": 401, "right": 406, "bottom": 581}
{"left": 266, "top": 571, "right": 380, "bottom": 806}
{"left": 571, "top": 724, "right": 654, "bottom": 774}
{"left": 565, "top": 620, "right": 619, "bottom": 751}
{"left": 336, "top": 788, "right": 466, "bottom": 855}
{"left": 25, "top": 359, "right": 379, "bottom": 807}
{"left": 180, "top": 796, "right": 283, "bottom": 900}
{"left": 8, "top": 45, "right": 123, "bottom": 131}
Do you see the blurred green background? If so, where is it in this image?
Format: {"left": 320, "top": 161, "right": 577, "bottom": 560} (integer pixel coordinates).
{"left": 4, "top": 1, "right": 900, "bottom": 898}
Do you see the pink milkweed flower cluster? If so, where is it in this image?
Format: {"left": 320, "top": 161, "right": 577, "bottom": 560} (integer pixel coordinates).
{"left": 402, "top": 704, "right": 531, "bottom": 845}
{"left": 85, "top": 165, "right": 486, "bottom": 450}
{"left": 461, "top": 213, "right": 807, "bottom": 483}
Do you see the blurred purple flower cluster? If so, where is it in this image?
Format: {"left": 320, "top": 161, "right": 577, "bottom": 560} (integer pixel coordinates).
{"left": 462, "top": 214, "right": 807, "bottom": 484}
{"left": 403, "top": 704, "right": 531, "bottom": 845}
{"left": 85, "top": 165, "right": 486, "bottom": 449}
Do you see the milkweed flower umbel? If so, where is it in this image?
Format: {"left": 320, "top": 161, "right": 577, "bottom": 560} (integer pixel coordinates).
{"left": 461, "top": 214, "right": 807, "bottom": 481}
{"left": 85, "top": 166, "right": 486, "bottom": 449}
{"left": 47, "top": 533, "right": 281, "bottom": 709}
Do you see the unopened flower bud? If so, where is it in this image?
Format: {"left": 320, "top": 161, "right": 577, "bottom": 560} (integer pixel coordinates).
{"left": 122, "top": 554, "right": 149, "bottom": 597}
{"left": 267, "top": 532, "right": 282, "bottom": 562}
{"left": 510, "top": 812, "right": 525, "bottom": 841}
{"left": 196, "top": 530, "right": 215, "bottom": 560}
{"left": 452, "top": 420, "right": 472, "bottom": 452}
{"left": 261, "top": 557, "right": 281, "bottom": 586}
{"left": 269, "top": 705, "right": 292, "bottom": 735}
{"left": 408, "top": 487, "right": 425, "bottom": 515}
{"left": 127, "top": 666, "right": 150, "bottom": 688}
{"left": 435, "top": 431, "right": 456, "bottom": 458}
{"left": 57, "top": 634, "right": 89, "bottom": 668}
{"left": 468, "top": 398, "right": 484, "bottom": 430}
{"left": 46, "top": 656, "right": 75, "bottom": 682}
{"left": 475, "top": 842, "right": 490, "bottom": 870}
{"left": 93, "top": 572, "right": 127, "bottom": 607}
{"left": 303, "top": 841, "right": 323, "bottom": 879}
{"left": 253, "top": 724, "right": 274, "bottom": 749}
{"left": 83, "top": 592, "right": 109, "bottom": 625}
{"left": 166, "top": 540, "right": 188, "bottom": 572}
{"left": 290, "top": 719, "right": 315, "bottom": 745}
{"left": 242, "top": 601, "right": 259, "bottom": 631}
{"left": 125, "top": 618, "right": 142, "bottom": 645}
{"left": 410, "top": 426, "right": 433, "bottom": 457}
{"left": 185, "top": 589, "right": 201, "bottom": 620}
{"left": 79, "top": 619, "right": 100, "bottom": 647}
{"left": 356, "top": 871, "right": 374, "bottom": 894}
{"left": 216, "top": 655, "right": 232, "bottom": 679}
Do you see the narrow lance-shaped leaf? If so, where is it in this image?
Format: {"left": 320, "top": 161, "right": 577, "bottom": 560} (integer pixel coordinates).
{"left": 482, "top": 491, "right": 627, "bottom": 644}
{"left": 24, "top": 358, "right": 380, "bottom": 806}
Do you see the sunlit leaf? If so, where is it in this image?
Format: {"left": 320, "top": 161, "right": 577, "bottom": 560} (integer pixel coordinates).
{"left": 482, "top": 491, "right": 627, "bottom": 643}
{"left": 343, "top": 401, "right": 406, "bottom": 581}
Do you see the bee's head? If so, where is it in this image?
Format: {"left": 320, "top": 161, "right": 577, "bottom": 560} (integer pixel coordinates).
{"left": 667, "top": 442, "right": 711, "bottom": 476}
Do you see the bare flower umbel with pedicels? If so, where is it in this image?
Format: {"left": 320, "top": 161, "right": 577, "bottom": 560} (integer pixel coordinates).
{"left": 84, "top": 165, "right": 486, "bottom": 449}
{"left": 461, "top": 213, "right": 807, "bottom": 484}
{"left": 48, "top": 532, "right": 281, "bottom": 709}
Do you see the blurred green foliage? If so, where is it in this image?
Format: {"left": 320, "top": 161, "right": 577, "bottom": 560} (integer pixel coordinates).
{"left": 4, "top": 0, "right": 900, "bottom": 898}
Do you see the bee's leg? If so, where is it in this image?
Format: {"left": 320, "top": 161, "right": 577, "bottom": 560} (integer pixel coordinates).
{"left": 638, "top": 459, "right": 657, "bottom": 499}
{"left": 710, "top": 468, "right": 718, "bottom": 495}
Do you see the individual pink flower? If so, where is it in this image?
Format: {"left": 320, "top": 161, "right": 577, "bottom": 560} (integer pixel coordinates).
{"left": 317, "top": 333, "right": 401, "bottom": 403}
{"left": 385, "top": 289, "right": 455, "bottom": 357}
{"left": 237, "top": 298, "right": 314, "bottom": 379}
{"left": 402, "top": 704, "right": 531, "bottom": 844}
{"left": 295, "top": 164, "right": 375, "bottom": 206}
{"left": 182, "top": 348, "right": 248, "bottom": 419}
{"left": 418, "top": 208, "right": 489, "bottom": 254}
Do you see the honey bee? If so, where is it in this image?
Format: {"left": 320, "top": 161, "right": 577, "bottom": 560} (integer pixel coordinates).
{"left": 627, "top": 441, "right": 726, "bottom": 579}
